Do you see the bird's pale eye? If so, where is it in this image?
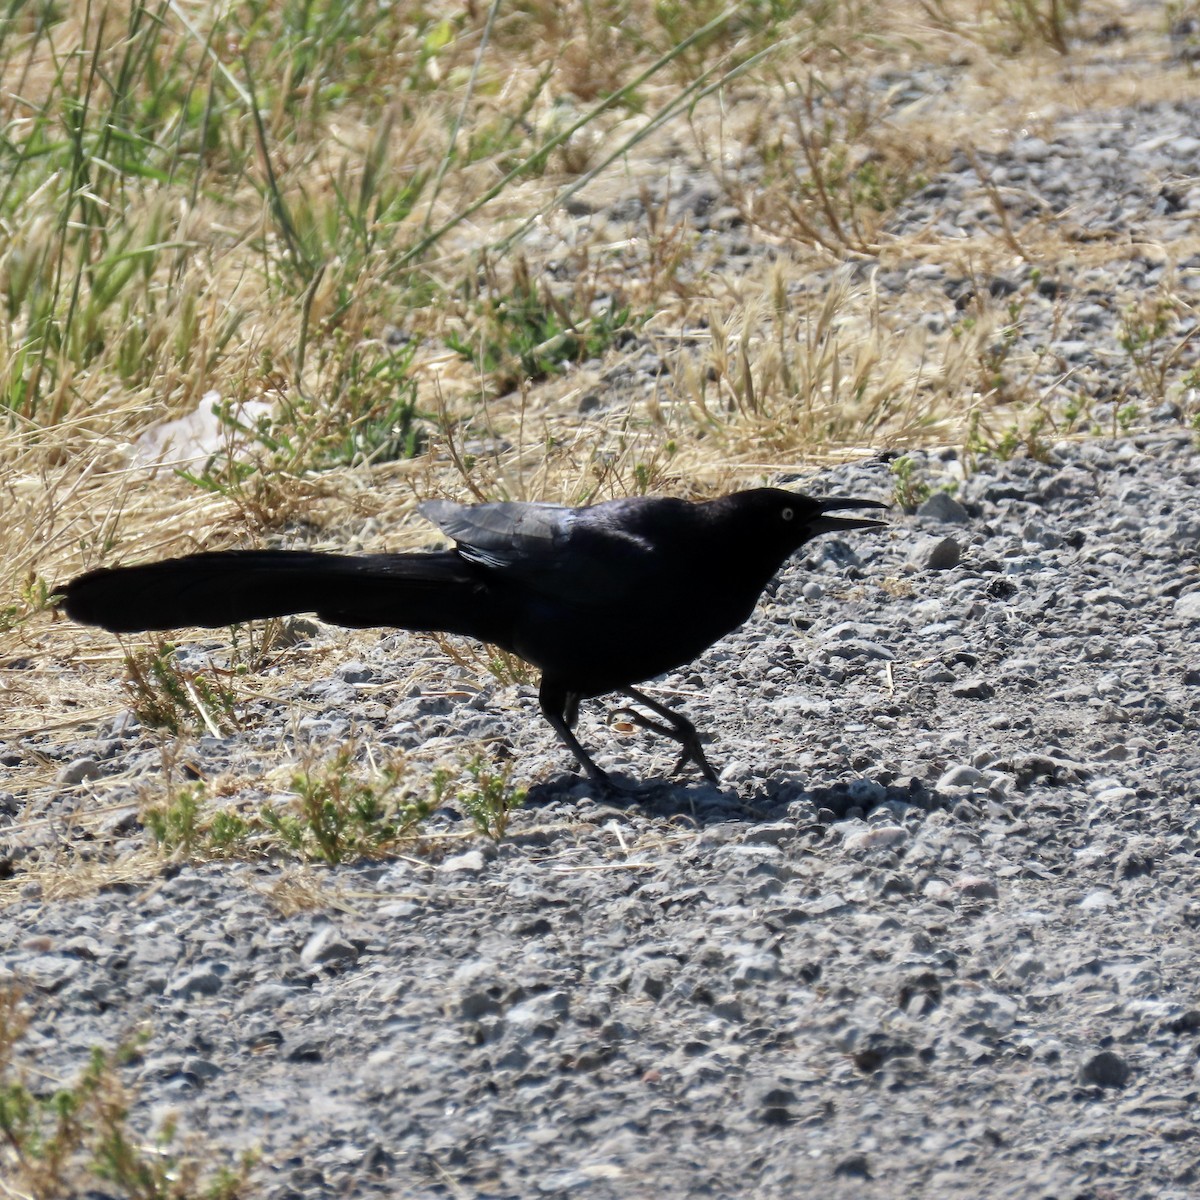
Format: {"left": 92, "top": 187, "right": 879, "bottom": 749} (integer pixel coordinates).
{"left": 781, "top": 507, "right": 794, "bottom": 521}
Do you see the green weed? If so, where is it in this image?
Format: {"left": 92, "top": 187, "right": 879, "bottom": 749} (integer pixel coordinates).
{"left": 123, "top": 643, "right": 240, "bottom": 737}
{"left": 889, "top": 455, "right": 932, "bottom": 510}
{"left": 261, "top": 742, "right": 431, "bottom": 865}
{"left": 447, "top": 257, "right": 636, "bottom": 395}
{"left": 177, "top": 334, "right": 426, "bottom": 523}
{"left": 0, "top": 987, "right": 255, "bottom": 1199}
{"left": 1, "top": 572, "right": 56, "bottom": 633}
{"left": 434, "top": 755, "right": 526, "bottom": 842}
{"left": 142, "top": 783, "right": 207, "bottom": 857}
{"left": 1118, "top": 294, "right": 1196, "bottom": 406}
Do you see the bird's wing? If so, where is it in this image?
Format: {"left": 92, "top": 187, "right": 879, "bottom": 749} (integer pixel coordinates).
{"left": 418, "top": 498, "right": 656, "bottom": 603}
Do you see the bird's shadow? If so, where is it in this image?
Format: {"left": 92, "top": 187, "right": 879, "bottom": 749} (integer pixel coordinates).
{"left": 524, "top": 773, "right": 951, "bottom": 829}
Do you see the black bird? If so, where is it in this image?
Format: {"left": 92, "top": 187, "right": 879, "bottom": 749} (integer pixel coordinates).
{"left": 62, "top": 488, "right": 886, "bottom": 787}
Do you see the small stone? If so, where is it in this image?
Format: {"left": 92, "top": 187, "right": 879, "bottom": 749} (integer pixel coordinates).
{"left": 954, "top": 876, "right": 999, "bottom": 900}
{"left": 335, "top": 662, "right": 375, "bottom": 684}
{"left": 1094, "top": 787, "right": 1137, "bottom": 806}
{"left": 241, "top": 982, "right": 298, "bottom": 1010}
{"left": 844, "top": 778, "right": 883, "bottom": 806}
{"left": 1078, "top": 1049, "right": 1130, "bottom": 1089}
{"left": 182, "top": 1056, "right": 222, "bottom": 1082}
{"left": 1174, "top": 592, "right": 1200, "bottom": 621}
{"left": 823, "top": 638, "right": 894, "bottom": 661}
{"left": 834, "top": 1153, "right": 872, "bottom": 1180}
{"left": 952, "top": 678, "right": 995, "bottom": 700}
{"left": 731, "top": 952, "right": 780, "bottom": 986}
{"left": 910, "top": 535, "right": 962, "bottom": 571}
{"left": 917, "top": 492, "right": 970, "bottom": 525}
{"left": 98, "top": 806, "right": 140, "bottom": 836}
{"left": 285, "top": 1036, "right": 324, "bottom": 1063}
{"left": 632, "top": 963, "right": 670, "bottom": 1000}
{"left": 439, "top": 850, "right": 486, "bottom": 874}
{"left": 300, "top": 926, "right": 360, "bottom": 968}
{"left": 1162, "top": 1011, "right": 1200, "bottom": 1035}
{"left": 806, "top": 892, "right": 850, "bottom": 917}
{"left": 741, "top": 822, "right": 797, "bottom": 846}
{"left": 458, "top": 989, "right": 503, "bottom": 1020}
{"left": 938, "top": 765, "right": 986, "bottom": 790}
{"left": 20, "top": 955, "right": 80, "bottom": 992}
{"left": 505, "top": 991, "right": 569, "bottom": 1034}
{"left": 165, "top": 965, "right": 225, "bottom": 999}
{"left": 58, "top": 758, "right": 101, "bottom": 786}
{"left": 843, "top": 825, "right": 907, "bottom": 853}
{"left": 755, "top": 1084, "right": 797, "bottom": 1125}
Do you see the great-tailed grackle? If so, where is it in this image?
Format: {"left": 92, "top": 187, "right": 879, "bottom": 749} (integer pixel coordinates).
{"left": 62, "top": 488, "right": 886, "bottom": 786}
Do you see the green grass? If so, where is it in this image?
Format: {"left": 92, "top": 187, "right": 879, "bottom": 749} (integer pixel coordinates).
{"left": 447, "top": 256, "right": 639, "bottom": 395}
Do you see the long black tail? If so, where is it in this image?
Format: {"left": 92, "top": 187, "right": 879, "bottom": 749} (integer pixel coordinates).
{"left": 61, "top": 549, "right": 493, "bottom": 637}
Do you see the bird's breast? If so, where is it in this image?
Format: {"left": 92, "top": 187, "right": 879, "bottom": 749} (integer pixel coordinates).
{"left": 509, "top": 584, "right": 757, "bottom": 697}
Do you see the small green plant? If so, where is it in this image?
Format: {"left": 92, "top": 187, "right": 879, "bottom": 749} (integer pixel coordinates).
{"left": 1060, "top": 392, "right": 1087, "bottom": 431}
{"left": 142, "top": 784, "right": 206, "bottom": 857}
{"left": 260, "top": 742, "right": 430, "bottom": 864}
{"left": 0, "top": 987, "right": 254, "bottom": 1199}
{"left": 890, "top": 455, "right": 931, "bottom": 510}
{"left": 139, "top": 750, "right": 256, "bottom": 860}
{"left": 447, "top": 256, "right": 636, "bottom": 395}
{"left": 179, "top": 335, "right": 425, "bottom": 497}
{"left": 967, "top": 408, "right": 1052, "bottom": 465}
{"left": 123, "top": 643, "right": 240, "bottom": 736}
{"left": 434, "top": 755, "right": 526, "bottom": 841}
{"left": 1118, "top": 295, "right": 1194, "bottom": 405}
{"left": 208, "top": 809, "right": 254, "bottom": 853}
{"left": 2, "top": 572, "right": 56, "bottom": 633}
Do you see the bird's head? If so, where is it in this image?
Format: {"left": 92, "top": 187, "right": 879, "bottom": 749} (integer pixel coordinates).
{"left": 713, "top": 487, "right": 888, "bottom": 565}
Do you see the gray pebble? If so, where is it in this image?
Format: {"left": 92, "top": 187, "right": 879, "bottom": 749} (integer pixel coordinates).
{"left": 909, "top": 535, "right": 962, "bottom": 571}
{"left": 165, "top": 964, "right": 225, "bottom": 999}
{"left": 300, "top": 925, "right": 360, "bottom": 968}
{"left": 1078, "top": 1049, "right": 1131, "bottom": 1089}
{"left": 57, "top": 758, "right": 101, "bottom": 786}
{"left": 439, "top": 850, "right": 487, "bottom": 874}
{"left": 1174, "top": 592, "right": 1200, "bottom": 620}
{"left": 937, "top": 765, "right": 986, "bottom": 790}
{"left": 917, "top": 491, "right": 970, "bottom": 525}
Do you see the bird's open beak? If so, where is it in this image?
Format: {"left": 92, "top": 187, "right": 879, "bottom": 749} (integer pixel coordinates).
{"left": 809, "top": 496, "right": 889, "bottom": 536}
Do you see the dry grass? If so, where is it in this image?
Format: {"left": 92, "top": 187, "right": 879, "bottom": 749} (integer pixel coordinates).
{"left": 2, "top": 0, "right": 1200, "bottom": 896}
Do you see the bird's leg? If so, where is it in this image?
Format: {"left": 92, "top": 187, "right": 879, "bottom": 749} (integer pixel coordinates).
{"left": 618, "top": 687, "right": 720, "bottom": 784}
{"left": 539, "top": 680, "right": 620, "bottom": 791}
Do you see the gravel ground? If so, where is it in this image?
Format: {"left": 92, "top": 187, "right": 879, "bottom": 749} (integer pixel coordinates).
{"left": 5, "top": 20, "right": 1200, "bottom": 1200}
{"left": 4, "top": 429, "right": 1199, "bottom": 1199}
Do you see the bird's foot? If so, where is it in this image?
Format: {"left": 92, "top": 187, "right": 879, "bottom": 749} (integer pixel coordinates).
{"left": 571, "top": 760, "right": 640, "bottom": 796}
{"left": 616, "top": 706, "right": 720, "bottom": 785}
{"left": 671, "top": 744, "right": 721, "bottom": 786}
